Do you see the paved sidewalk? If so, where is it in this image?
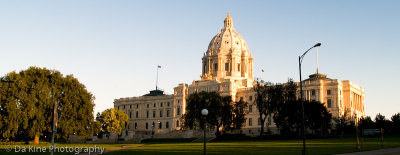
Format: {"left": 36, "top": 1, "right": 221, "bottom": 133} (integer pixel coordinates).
{"left": 336, "top": 147, "right": 400, "bottom": 155}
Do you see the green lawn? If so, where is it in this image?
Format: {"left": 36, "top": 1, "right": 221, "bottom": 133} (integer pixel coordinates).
{"left": 1, "top": 136, "right": 399, "bottom": 155}
{"left": 107, "top": 136, "right": 400, "bottom": 155}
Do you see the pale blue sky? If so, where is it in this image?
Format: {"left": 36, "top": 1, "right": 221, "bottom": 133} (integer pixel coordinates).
{"left": 1, "top": 1, "right": 399, "bottom": 118}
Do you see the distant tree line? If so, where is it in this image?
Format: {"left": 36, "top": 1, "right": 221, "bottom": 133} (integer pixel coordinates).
{"left": 335, "top": 111, "right": 400, "bottom": 135}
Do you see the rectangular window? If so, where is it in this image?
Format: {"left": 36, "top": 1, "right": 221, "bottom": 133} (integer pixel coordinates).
{"left": 153, "top": 111, "right": 156, "bottom": 118}
{"left": 327, "top": 90, "right": 331, "bottom": 95}
{"left": 166, "top": 122, "right": 169, "bottom": 128}
{"left": 160, "top": 110, "right": 163, "bottom": 117}
{"left": 214, "top": 63, "right": 218, "bottom": 70}
{"left": 167, "top": 102, "right": 170, "bottom": 107}
{"left": 237, "top": 63, "right": 240, "bottom": 71}
{"left": 177, "top": 107, "right": 181, "bottom": 115}
{"left": 327, "top": 99, "right": 332, "bottom": 108}
{"left": 249, "top": 105, "right": 253, "bottom": 113}
{"left": 225, "top": 63, "right": 229, "bottom": 71}
{"left": 136, "top": 111, "right": 138, "bottom": 118}
{"left": 312, "top": 90, "right": 316, "bottom": 96}
{"left": 146, "top": 123, "right": 148, "bottom": 129}
{"left": 129, "top": 112, "right": 132, "bottom": 118}
{"left": 159, "top": 122, "right": 162, "bottom": 129}
{"left": 147, "top": 104, "right": 149, "bottom": 108}
{"left": 160, "top": 103, "right": 163, "bottom": 107}
{"left": 146, "top": 111, "right": 149, "bottom": 118}
{"left": 136, "top": 104, "right": 139, "bottom": 108}
{"left": 167, "top": 110, "right": 170, "bottom": 117}
{"left": 249, "top": 118, "right": 252, "bottom": 126}
{"left": 249, "top": 95, "right": 253, "bottom": 101}
{"left": 154, "top": 103, "right": 156, "bottom": 107}
{"left": 130, "top": 105, "right": 132, "bottom": 109}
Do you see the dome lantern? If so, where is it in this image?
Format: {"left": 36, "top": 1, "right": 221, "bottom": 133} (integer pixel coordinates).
{"left": 224, "top": 12, "right": 233, "bottom": 29}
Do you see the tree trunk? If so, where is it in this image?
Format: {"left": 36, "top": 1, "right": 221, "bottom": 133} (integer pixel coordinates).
{"left": 33, "top": 135, "right": 39, "bottom": 145}
{"left": 259, "top": 113, "right": 264, "bottom": 137}
{"left": 216, "top": 124, "right": 221, "bottom": 138}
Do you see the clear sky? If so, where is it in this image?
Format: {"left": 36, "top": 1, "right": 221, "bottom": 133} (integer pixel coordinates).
{"left": 1, "top": 1, "right": 399, "bottom": 119}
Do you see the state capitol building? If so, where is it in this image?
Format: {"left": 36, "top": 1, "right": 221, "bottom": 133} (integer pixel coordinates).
{"left": 114, "top": 13, "right": 365, "bottom": 140}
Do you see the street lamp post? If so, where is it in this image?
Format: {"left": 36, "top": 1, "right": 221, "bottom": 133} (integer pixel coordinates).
{"left": 50, "top": 101, "right": 58, "bottom": 155}
{"left": 201, "top": 109, "right": 209, "bottom": 155}
{"left": 299, "top": 43, "right": 321, "bottom": 155}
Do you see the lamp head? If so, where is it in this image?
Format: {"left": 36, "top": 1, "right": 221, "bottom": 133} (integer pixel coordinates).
{"left": 201, "top": 109, "right": 208, "bottom": 116}
{"left": 314, "top": 43, "right": 321, "bottom": 47}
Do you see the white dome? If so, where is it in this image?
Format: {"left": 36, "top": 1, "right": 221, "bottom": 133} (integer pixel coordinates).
{"left": 206, "top": 12, "right": 251, "bottom": 57}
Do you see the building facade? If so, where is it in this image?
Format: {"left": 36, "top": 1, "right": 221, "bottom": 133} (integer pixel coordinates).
{"left": 298, "top": 73, "right": 365, "bottom": 120}
{"left": 114, "top": 13, "right": 365, "bottom": 139}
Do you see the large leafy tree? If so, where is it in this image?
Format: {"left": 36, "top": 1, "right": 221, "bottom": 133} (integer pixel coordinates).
{"left": 254, "top": 79, "right": 297, "bottom": 137}
{"left": 304, "top": 101, "right": 332, "bottom": 135}
{"left": 391, "top": 113, "right": 400, "bottom": 133}
{"left": 96, "top": 108, "right": 129, "bottom": 135}
{"left": 183, "top": 91, "right": 245, "bottom": 138}
{"left": 0, "top": 67, "right": 95, "bottom": 144}
{"left": 231, "top": 100, "right": 248, "bottom": 130}
{"left": 333, "top": 109, "right": 355, "bottom": 136}
{"left": 253, "top": 81, "right": 271, "bottom": 137}
{"left": 375, "top": 113, "right": 391, "bottom": 132}
{"left": 274, "top": 100, "right": 332, "bottom": 136}
{"left": 359, "top": 116, "right": 375, "bottom": 129}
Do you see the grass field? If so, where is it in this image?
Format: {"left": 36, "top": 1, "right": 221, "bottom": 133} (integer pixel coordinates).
{"left": 107, "top": 136, "right": 400, "bottom": 155}
{"left": 1, "top": 136, "right": 399, "bottom": 155}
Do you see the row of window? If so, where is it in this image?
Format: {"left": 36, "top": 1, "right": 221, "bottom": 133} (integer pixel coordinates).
{"left": 303, "top": 89, "right": 342, "bottom": 96}
{"left": 134, "top": 120, "right": 180, "bottom": 130}
{"left": 239, "top": 95, "right": 253, "bottom": 102}
{"left": 145, "top": 110, "right": 171, "bottom": 118}
{"left": 118, "top": 102, "right": 172, "bottom": 110}
{"left": 128, "top": 108, "right": 180, "bottom": 119}
{"left": 212, "top": 63, "right": 241, "bottom": 72}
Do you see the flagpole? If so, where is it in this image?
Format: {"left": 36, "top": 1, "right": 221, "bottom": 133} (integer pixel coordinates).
{"left": 156, "top": 65, "right": 161, "bottom": 90}
{"left": 156, "top": 66, "right": 159, "bottom": 90}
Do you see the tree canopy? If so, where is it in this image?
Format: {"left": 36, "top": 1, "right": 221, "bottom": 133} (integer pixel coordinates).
{"left": 0, "top": 67, "right": 96, "bottom": 143}
{"left": 183, "top": 91, "right": 247, "bottom": 137}
{"left": 96, "top": 108, "right": 129, "bottom": 135}
{"left": 253, "top": 79, "right": 298, "bottom": 137}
